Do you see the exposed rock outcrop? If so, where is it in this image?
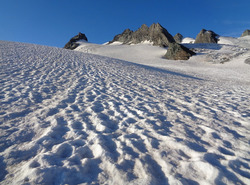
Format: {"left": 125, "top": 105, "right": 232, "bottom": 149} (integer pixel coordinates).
{"left": 244, "top": 58, "right": 250, "bottom": 65}
{"left": 164, "top": 43, "right": 196, "bottom": 60}
{"left": 109, "top": 23, "right": 175, "bottom": 47}
{"left": 241, "top": 29, "right": 250, "bottom": 37}
{"left": 64, "top": 32, "right": 88, "bottom": 50}
{"left": 174, "top": 33, "right": 183, "bottom": 43}
{"left": 112, "top": 29, "right": 133, "bottom": 44}
{"left": 194, "top": 29, "right": 219, "bottom": 44}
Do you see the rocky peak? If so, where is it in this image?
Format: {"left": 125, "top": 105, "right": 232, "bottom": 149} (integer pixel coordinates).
{"left": 241, "top": 29, "right": 250, "bottom": 37}
{"left": 64, "top": 32, "right": 88, "bottom": 50}
{"left": 149, "top": 23, "right": 162, "bottom": 30}
{"left": 194, "top": 29, "right": 219, "bottom": 44}
{"left": 112, "top": 29, "right": 133, "bottom": 44}
{"left": 123, "top": 29, "right": 133, "bottom": 34}
{"left": 138, "top": 24, "right": 149, "bottom": 31}
{"left": 131, "top": 24, "right": 150, "bottom": 44}
{"left": 71, "top": 32, "right": 88, "bottom": 42}
{"left": 174, "top": 33, "right": 183, "bottom": 43}
{"left": 148, "top": 23, "right": 165, "bottom": 34}
{"left": 109, "top": 23, "right": 175, "bottom": 47}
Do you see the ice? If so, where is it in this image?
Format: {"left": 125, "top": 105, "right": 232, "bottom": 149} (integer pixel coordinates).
{"left": 0, "top": 40, "right": 250, "bottom": 184}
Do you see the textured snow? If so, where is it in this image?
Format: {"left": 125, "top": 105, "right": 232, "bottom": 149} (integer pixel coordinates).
{"left": 181, "top": 37, "right": 195, "bottom": 44}
{"left": 0, "top": 39, "right": 250, "bottom": 185}
{"left": 76, "top": 37, "right": 250, "bottom": 84}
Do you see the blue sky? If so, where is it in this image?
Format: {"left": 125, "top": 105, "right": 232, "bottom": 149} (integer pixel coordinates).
{"left": 0, "top": 0, "right": 249, "bottom": 47}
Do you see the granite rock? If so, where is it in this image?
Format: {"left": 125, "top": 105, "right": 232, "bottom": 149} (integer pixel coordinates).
{"left": 195, "top": 29, "right": 219, "bottom": 44}
{"left": 164, "top": 42, "right": 196, "bottom": 60}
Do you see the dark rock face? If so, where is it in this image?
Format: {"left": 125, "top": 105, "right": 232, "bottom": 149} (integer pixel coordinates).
{"left": 131, "top": 24, "right": 150, "bottom": 44}
{"left": 194, "top": 29, "right": 219, "bottom": 44}
{"left": 64, "top": 32, "right": 88, "bottom": 50}
{"left": 112, "top": 29, "right": 133, "bottom": 44}
{"left": 109, "top": 23, "right": 175, "bottom": 47}
{"left": 241, "top": 29, "right": 250, "bottom": 37}
{"left": 174, "top": 33, "right": 183, "bottom": 43}
{"left": 164, "top": 43, "right": 196, "bottom": 60}
{"left": 244, "top": 58, "right": 250, "bottom": 65}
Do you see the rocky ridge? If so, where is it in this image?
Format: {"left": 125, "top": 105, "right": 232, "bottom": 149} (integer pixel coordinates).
{"left": 64, "top": 32, "right": 88, "bottom": 50}
{"left": 109, "top": 23, "right": 175, "bottom": 47}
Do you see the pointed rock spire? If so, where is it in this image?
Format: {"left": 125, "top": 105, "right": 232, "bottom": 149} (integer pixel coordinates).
{"left": 194, "top": 29, "right": 219, "bottom": 44}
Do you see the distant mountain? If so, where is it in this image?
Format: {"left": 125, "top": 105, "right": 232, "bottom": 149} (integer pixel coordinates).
{"left": 194, "top": 29, "right": 219, "bottom": 44}
{"left": 241, "top": 29, "right": 250, "bottom": 37}
{"left": 109, "top": 23, "right": 175, "bottom": 47}
{"left": 64, "top": 32, "right": 88, "bottom": 50}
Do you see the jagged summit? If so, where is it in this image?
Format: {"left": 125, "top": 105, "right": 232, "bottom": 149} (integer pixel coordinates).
{"left": 109, "top": 23, "right": 175, "bottom": 47}
{"left": 64, "top": 32, "right": 88, "bottom": 50}
{"left": 194, "top": 29, "right": 219, "bottom": 44}
{"left": 174, "top": 33, "right": 183, "bottom": 43}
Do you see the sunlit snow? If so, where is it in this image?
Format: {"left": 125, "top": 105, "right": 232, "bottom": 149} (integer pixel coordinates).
{"left": 0, "top": 38, "right": 250, "bottom": 184}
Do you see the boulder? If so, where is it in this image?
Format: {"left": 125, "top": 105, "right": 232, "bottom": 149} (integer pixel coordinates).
{"left": 194, "top": 29, "right": 219, "bottom": 44}
{"left": 174, "top": 33, "right": 183, "bottom": 43}
{"left": 109, "top": 23, "right": 175, "bottom": 47}
{"left": 131, "top": 24, "right": 150, "bottom": 44}
{"left": 164, "top": 43, "right": 196, "bottom": 60}
{"left": 244, "top": 58, "right": 250, "bottom": 65}
{"left": 64, "top": 32, "right": 88, "bottom": 50}
{"left": 241, "top": 29, "right": 250, "bottom": 37}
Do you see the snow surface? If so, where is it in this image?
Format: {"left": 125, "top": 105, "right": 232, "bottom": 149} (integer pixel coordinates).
{"left": 181, "top": 37, "right": 195, "bottom": 44}
{"left": 0, "top": 39, "right": 250, "bottom": 185}
{"left": 76, "top": 37, "right": 250, "bottom": 84}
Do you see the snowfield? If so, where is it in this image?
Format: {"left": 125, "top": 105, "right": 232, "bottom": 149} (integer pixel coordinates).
{"left": 0, "top": 39, "right": 250, "bottom": 184}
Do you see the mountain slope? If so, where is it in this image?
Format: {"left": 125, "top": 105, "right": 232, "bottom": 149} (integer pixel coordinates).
{"left": 0, "top": 41, "right": 250, "bottom": 184}
{"left": 75, "top": 36, "right": 250, "bottom": 84}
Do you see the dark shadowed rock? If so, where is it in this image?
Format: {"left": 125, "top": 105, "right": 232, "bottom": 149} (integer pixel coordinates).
{"left": 64, "top": 32, "right": 88, "bottom": 50}
{"left": 164, "top": 43, "right": 196, "bottom": 60}
{"left": 109, "top": 23, "right": 175, "bottom": 47}
{"left": 174, "top": 33, "right": 183, "bottom": 43}
{"left": 241, "top": 29, "right": 250, "bottom": 37}
{"left": 195, "top": 29, "right": 219, "bottom": 44}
